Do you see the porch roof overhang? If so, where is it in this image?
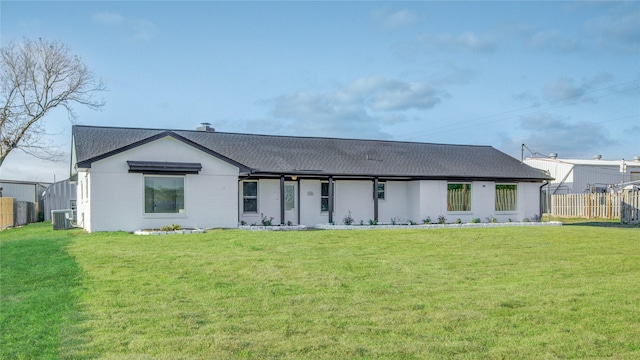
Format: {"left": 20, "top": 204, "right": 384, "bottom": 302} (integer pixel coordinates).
{"left": 127, "top": 161, "right": 202, "bottom": 175}
{"left": 239, "top": 169, "right": 548, "bottom": 183}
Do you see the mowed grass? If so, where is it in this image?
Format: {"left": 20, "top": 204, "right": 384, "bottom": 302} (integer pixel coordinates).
{"left": 1, "top": 223, "right": 639, "bottom": 359}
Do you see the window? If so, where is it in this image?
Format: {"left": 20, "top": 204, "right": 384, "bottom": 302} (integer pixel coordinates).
{"left": 376, "top": 182, "right": 386, "bottom": 200}
{"left": 242, "top": 181, "right": 258, "bottom": 213}
{"left": 447, "top": 183, "right": 471, "bottom": 211}
{"left": 495, "top": 184, "right": 517, "bottom": 212}
{"left": 321, "top": 182, "right": 334, "bottom": 212}
{"left": 145, "top": 176, "right": 184, "bottom": 213}
{"left": 284, "top": 184, "right": 295, "bottom": 211}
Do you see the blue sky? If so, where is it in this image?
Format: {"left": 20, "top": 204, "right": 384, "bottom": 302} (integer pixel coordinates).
{"left": 1, "top": 1, "right": 639, "bottom": 182}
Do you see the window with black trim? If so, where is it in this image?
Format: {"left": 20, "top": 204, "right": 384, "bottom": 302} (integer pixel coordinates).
{"left": 377, "top": 182, "right": 386, "bottom": 200}
{"left": 144, "top": 176, "right": 184, "bottom": 214}
{"left": 447, "top": 183, "right": 471, "bottom": 211}
{"left": 495, "top": 184, "right": 517, "bottom": 211}
{"left": 243, "top": 181, "right": 258, "bottom": 213}
{"left": 321, "top": 182, "right": 335, "bottom": 212}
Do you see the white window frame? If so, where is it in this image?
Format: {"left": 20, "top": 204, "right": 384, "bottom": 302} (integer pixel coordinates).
{"left": 447, "top": 182, "right": 472, "bottom": 212}
{"left": 495, "top": 183, "right": 518, "bottom": 212}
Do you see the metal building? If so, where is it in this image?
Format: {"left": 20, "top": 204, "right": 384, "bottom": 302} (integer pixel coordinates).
{"left": 42, "top": 179, "right": 77, "bottom": 222}
{"left": 524, "top": 155, "right": 640, "bottom": 194}
{"left": 0, "top": 179, "right": 50, "bottom": 219}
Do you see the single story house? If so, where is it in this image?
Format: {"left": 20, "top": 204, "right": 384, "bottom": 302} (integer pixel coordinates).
{"left": 524, "top": 154, "right": 640, "bottom": 194}
{"left": 71, "top": 125, "right": 551, "bottom": 232}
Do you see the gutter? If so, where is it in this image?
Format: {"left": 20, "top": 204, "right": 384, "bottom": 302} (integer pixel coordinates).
{"left": 540, "top": 180, "right": 550, "bottom": 216}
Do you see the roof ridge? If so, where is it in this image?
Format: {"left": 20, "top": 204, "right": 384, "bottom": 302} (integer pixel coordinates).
{"left": 74, "top": 124, "right": 493, "bottom": 148}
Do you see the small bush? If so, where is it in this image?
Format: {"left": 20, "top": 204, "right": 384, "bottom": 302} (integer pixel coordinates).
{"left": 437, "top": 215, "right": 446, "bottom": 224}
{"left": 343, "top": 211, "right": 354, "bottom": 225}
{"left": 369, "top": 219, "right": 378, "bottom": 225}
{"left": 454, "top": 218, "right": 462, "bottom": 224}
{"left": 422, "top": 217, "right": 431, "bottom": 224}
{"left": 470, "top": 218, "right": 481, "bottom": 223}
{"left": 261, "top": 213, "right": 274, "bottom": 226}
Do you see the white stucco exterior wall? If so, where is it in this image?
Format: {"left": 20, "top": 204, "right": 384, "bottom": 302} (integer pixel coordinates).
{"left": 299, "top": 180, "right": 329, "bottom": 226}
{"left": 334, "top": 180, "right": 374, "bottom": 224}
{"left": 378, "top": 181, "right": 408, "bottom": 223}
{"left": 519, "top": 182, "right": 542, "bottom": 220}
{"left": 80, "top": 136, "right": 239, "bottom": 232}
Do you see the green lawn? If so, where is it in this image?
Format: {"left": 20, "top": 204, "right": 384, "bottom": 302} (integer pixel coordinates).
{"left": 1, "top": 222, "right": 639, "bottom": 359}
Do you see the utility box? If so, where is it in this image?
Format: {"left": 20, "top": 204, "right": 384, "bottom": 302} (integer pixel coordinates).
{"left": 52, "top": 209, "right": 73, "bottom": 230}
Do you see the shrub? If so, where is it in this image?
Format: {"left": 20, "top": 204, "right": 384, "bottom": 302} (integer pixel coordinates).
{"left": 343, "top": 211, "right": 354, "bottom": 225}
{"left": 422, "top": 217, "right": 431, "bottom": 224}
{"left": 437, "top": 215, "right": 446, "bottom": 224}
{"left": 454, "top": 218, "right": 462, "bottom": 224}
{"left": 470, "top": 218, "right": 481, "bottom": 223}
{"left": 369, "top": 219, "right": 378, "bottom": 225}
{"left": 260, "top": 213, "right": 274, "bottom": 226}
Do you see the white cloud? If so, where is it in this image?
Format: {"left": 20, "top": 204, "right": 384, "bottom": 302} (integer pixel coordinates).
{"left": 371, "top": 8, "right": 419, "bottom": 30}
{"left": 93, "top": 12, "right": 125, "bottom": 25}
{"left": 543, "top": 74, "right": 613, "bottom": 103}
{"left": 92, "top": 12, "right": 155, "bottom": 41}
{"left": 527, "top": 30, "right": 583, "bottom": 52}
{"left": 420, "top": 31, "right": 496, "bottom": 53}
{"left": 269, "top": 76, "right": 444, "bottom": 139}
{"left": 504, "top": 113, "right": 615, "bottom": 158}
{"left": 587, "top": 9, "right": 640, "bottom": 53}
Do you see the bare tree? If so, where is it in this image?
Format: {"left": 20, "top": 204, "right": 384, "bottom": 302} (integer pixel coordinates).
{"left": 0, "top": 38, "right": 105, "bottom": 167}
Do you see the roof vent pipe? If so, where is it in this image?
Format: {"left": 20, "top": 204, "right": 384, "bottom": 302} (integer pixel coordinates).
{"left": 196, "top": 122, "right": 215, "bottom": 132}
{"left": 593, "top": 155, "right": 602, "bottom": 160}
{"left": 634, "top": 156, "right": 640, "bottom": 162}
{"left": 549, "top": 153, "right": 558, "bottom": 159}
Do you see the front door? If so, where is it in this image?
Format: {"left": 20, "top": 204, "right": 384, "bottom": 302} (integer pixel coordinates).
{"left": 284, "top": 182, "right": 297, "bottom": 225}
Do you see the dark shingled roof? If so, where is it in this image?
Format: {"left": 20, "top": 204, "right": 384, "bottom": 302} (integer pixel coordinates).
{"left": 72, "top": 125, "right": 551, "bottom": 181}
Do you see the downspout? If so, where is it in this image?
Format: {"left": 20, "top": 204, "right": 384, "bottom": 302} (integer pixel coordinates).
{"left": 540, "top": 180, "right": 549, "bottom": 218}
{"left": 328, "top": 177, "right": 334, "bottom": 224}
{"left": 373, "top": 177, "right": 379, "bottom": 223}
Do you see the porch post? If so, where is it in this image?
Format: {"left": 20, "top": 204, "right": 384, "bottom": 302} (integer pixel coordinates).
{"left": 280, "top": 175, "right": 285, "bottom": 225}
{"left": 328, "top": 177, "right": 334, "bottom": 224}
{"left": 297, "top": 178, "right": 301, "bottom": 225}
{"left": 373, "top": 177, "right": 379, "bottom": 223}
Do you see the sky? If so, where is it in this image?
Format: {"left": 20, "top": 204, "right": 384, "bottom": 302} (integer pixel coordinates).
{"left": 1, "top": 0, "right": 639, "bottom": 182}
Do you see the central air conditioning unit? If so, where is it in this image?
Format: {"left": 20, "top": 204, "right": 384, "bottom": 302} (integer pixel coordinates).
{"left": 52, "top": 209, "right": 73, "bottom": 230}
